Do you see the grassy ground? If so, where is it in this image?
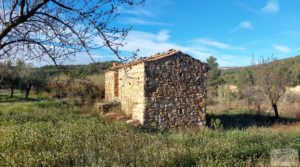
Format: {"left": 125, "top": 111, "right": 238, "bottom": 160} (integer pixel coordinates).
{"left": 0, "top": 90, "right": 49, "bottom": 102}
{"left": 0, "top": 98, "right": 299, "bottom": 166}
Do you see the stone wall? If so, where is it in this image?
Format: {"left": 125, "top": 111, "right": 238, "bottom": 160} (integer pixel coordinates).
{"left": 105, "top": 71, "right": 116, "bottom": 101}
{"left": 143, "top": 53, "right": 208, "bottom": 129}
{"left": 118, "top": 63, "right": 146, "bottom": 123}
{"left": 104, "top": 51, "right": 208, "bottom": 129}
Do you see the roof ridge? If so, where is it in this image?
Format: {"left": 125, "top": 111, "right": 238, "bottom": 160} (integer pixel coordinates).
{"left": 111, "top": 49, "right": 180, "bottom": 69}
{"left": 143, "top": 49, "right": 179, "bottom": 61}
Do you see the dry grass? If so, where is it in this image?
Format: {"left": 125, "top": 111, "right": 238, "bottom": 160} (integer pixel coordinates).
{"left": 87, "top": 74, "right": 105, "bottom": 89}
{"left": 271, "top": 122, "right": 300, "bottom": 130}
{"left": 278, "top": 103, "right": 300, "bottom": 118}
{"left": 210, "top": 94, "right": 300, "bottom": 119}
{"left": 287, "top": 85, "right": 300, "bottom": 94}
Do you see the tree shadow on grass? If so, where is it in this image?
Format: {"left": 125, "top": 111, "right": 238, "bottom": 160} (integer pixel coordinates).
{"left": 207, "top": 113, "right": 300, "bottom": 129}
{"left": 0, "top": 94, "right": 46, "bottom": 103}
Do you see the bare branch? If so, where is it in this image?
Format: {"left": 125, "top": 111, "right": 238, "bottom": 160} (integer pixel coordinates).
{"left": 0, "top": 0, "right": 144, "bottom": 65}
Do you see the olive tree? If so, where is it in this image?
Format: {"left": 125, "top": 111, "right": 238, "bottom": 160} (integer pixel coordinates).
{"left": 6, "top": 61, "right": 20, "bottom": 98}
{"left": 0, "top": 61, "right": 10, "bottom": 85}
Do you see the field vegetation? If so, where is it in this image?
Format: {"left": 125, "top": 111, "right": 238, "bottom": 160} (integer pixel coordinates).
{"left": 0, "top": 56, "right": 300, "bottom": 166}
{"left": 0, "top": 96, "right": 299, "bottom": 166}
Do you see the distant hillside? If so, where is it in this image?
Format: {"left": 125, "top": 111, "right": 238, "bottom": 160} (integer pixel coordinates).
{"left": 221, "top": 55, "right": 300, "bottom": 86}
{"left": 39, "top": 61, "right": 114, "bottom": 78}
{"left": 219, "top": 66, "right": 242, "bottom": 71}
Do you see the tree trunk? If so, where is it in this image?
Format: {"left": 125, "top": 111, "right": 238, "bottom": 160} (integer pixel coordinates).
{"left": 10, "top": 84, "right": 14, "bottom": 98}
{"left": 25, "top": 84, "right": 32, "bottom": 100}
{"left": 272, "top": 103, "right": 280, "bottom": 119}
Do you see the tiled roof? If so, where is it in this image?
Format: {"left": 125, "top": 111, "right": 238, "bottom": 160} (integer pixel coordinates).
{"left": 110, "top": 49, "right": 208, "bottom": 70}
{"left": 111, "top": 49, "right": 180, "bottom": 69}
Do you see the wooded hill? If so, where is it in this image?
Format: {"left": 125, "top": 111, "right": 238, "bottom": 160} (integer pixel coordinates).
{"left": 221, "top": 55, "right": 300, "bottom": 86}
{"left": 39, "top": 61, "right": 114, "bottom": 78}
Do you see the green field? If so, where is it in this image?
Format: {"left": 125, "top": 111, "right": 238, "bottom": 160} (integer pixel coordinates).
{"left": 0, "top": 96, "right": 299, "bottom": 167}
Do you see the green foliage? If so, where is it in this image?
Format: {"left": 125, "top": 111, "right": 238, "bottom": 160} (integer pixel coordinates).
{"left": 210, "top": 118, "right": 223, "bottom": 130}
{"left": 207, "top": 56, "right": 218, "bottom": 69}
{"left": 40, "top": 62, "right": 113, "bottom": 78}
{"left": 1, "top": 60, "right": 50, "bottom": 99}
{"left": 206, "top": 56, "right": 222, "bottom": 99}
{"left": 221, "top": 55, "right": 300, "bottom": 86}
{"left": 236, "top": 69, "right": 254, "bottom": 91}
{"left": 0, "top": 99, "right": 299, "bottom": 166}
{"left": 0, "top": 60, "right": 112, "bottom": 100}
{"left": 220, "top": 56, "right": 299, "bottom": 116}
{"left": 49, "top": 76, "right": 104, "bottom": 103}
{"left": 15, "top": 60, "right": 49, "bottom": 99}
{"left": 221, "top": 69, "right": 239, "bottom": 85}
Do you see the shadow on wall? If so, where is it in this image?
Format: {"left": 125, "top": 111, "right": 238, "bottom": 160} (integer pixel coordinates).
{"left": 207, "top": 113, "right": 300, "bottom": 129}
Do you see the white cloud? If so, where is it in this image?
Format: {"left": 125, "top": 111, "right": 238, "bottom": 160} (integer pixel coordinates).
{"left": 273, "top": 44, "right": 291, "bottom": 53}
{"left": 125, "top": 30, "right": 170, "bottom": 42}
{"left": 261, "top": 0, "right": 280, "bottom": 14}
{"left": 193, "top": 38, "right": 229, "bottom": 49}
{"left": 93, "top": 30, "right": 245, "bottom": 66}
{"left": 118, "top": 7, "right": 154, "bottom": 17}
{"left": 156, "top": 30, "right": 170, "bottom": 42}
{"left": 119, "top": 30, "right": 213, "bottom": 61}
{"left": 120, "top": 17, "right": 169, "bottom": 26}
{"left": 192, "top": 38, "right": 245, "bottom": 50}
{"left": 239, "top": 21, "right": 253, "bottom": 29}
{"left": 232, "top": 21, "right": 253, "bottom": 32}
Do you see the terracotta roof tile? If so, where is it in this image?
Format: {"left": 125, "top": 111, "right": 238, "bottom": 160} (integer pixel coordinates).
{"left": 111, "top": 49, "right": 180, "bottom": 69}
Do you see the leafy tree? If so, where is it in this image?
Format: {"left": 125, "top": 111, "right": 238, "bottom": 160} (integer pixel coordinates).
{"left": 0, "top": 62, "right": 10, "bottom": 86}
{"left": 237, "top": 69, "right": 264, "bottom": 112}
{"left": 236, "top": 69, "right": 254, "bottom": 107}
{"left": 31, "top": 69, "right": 49, "bottom": 94}
{"left": 17, "top": 61, "right": 33, "bottom": 99}
{"left": 17, "top": 60, "right": 48, "bottom": 99}
{"left": 206, "top": 56, "right": 221, "bottom": 98}
{"left": 49, "top": 77, "right": 101, "bottom": 104}
{"left": 7, "top": 61, "right": 20, "bottom": 98}
{"left": 236, "top": 69, "right": 254, "bottom": 91}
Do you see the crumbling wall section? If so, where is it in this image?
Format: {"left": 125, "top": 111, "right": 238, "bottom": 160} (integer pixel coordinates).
{"left": 118, "top": 63, "right": 146, "bottom": 123}
{"left": 105, "top": 70, "right": 117, "bottom": 101}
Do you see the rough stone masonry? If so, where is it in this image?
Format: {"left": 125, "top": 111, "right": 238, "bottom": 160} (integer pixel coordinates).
{"left": 104, "top": 49, "right": 209, "bottom": 129}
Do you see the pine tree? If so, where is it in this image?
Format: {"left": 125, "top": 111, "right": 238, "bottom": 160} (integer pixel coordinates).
{"left": 206, "top": 56, "right": 221, "bottom": 98}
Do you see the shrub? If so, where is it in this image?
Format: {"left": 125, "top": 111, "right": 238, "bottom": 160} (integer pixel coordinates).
{"left": 49, "top": 76, "right": 103, "bottom": 103}
{"left": 210, "top": 118, "right": 223, "bottom": 130}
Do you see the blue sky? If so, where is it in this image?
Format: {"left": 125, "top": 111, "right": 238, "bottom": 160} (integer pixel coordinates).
{"left": 74, "top": 0, "right": 300, "bottom": 67}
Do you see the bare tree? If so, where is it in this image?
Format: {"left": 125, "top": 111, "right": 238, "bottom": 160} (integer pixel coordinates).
{"left": 254, "top": 57, "right": 291, "bottom": 119}
{"left": 0, "top": 0, "right": 144, "bottom": 65}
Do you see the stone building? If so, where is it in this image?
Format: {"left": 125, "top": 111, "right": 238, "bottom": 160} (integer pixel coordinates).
{"left": 104, "top": 49, "right": 208, "bottom": 129}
